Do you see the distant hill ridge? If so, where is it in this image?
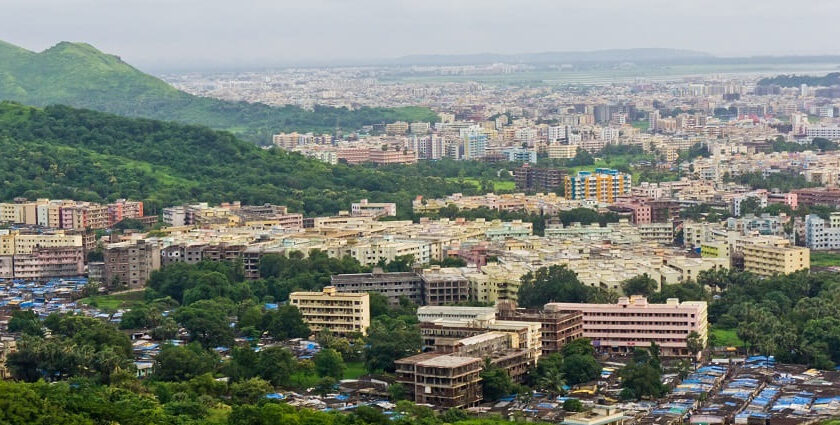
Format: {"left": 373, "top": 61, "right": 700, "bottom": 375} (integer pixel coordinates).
{"left": 390, "top": 48, "right": 713, "bottom": 66}
{"left": 0, "top": 40, "right": 438, "bottom": 143}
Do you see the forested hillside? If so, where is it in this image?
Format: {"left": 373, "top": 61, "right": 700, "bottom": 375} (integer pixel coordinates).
{"left": 0, "top": 102, "right": 469, "bottom": 215}
{"left": 0, "top": 40, "right": 437, "bottom": 143}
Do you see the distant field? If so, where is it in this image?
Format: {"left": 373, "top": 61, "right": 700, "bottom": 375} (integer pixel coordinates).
{"left": 710, "top": 327, "right": 743, "bottom": 348}
{"left": 78, "top": 290, "right": 145, "bottom": 310}
{"left": 811, "top": 251, "right": 840, "bottom": 268}
{"left": 388, "top": 63, "right": 840, "bottom": 86}
{"left": 447, "top": 177, "right": 515, "bottom": 193}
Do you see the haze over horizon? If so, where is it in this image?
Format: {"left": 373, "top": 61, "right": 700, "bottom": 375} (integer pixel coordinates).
{"left": 2, "top": 0, "right": 840, "bottom": 71}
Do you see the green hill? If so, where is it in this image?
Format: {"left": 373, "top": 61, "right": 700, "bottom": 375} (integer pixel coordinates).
{"left": 0, "top": 101, "right": 469, "bottom": 215}
{"left": 0, "top": 41, "right": 437, "bottom": 143}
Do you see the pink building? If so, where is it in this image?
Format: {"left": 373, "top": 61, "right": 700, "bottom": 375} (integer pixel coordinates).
{"left": 767, "top": 192, "right": 797, "bottom": 210}
{"left": 107, "top": 199, "right": 144, "bottom": 227}
{"left": 545, "top": 296, "right": 707, "bottom": 358}
{"left": 10, "top": 246, "right": 84, "bottom": 279}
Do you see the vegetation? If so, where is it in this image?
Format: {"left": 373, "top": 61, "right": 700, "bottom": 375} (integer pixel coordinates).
{"left": 0, "top": 41, "right": 437, "bottom": 144}
{"left": 724, "top": 171, "right": 818, "bottom": 192}
{"left": 517, "top": 265, "right": 615, "bottom": 309}
{"left": 758, "top": 72, "right": 840, "bottom": 87}
{"left": 811, "top": 251, "right": 840, "bottom": 268}
{"left": 619, "top": 344, "right": 666, "bottom": 400}
{"left": 0, "top": 102, "right": 475, "bottom": 216}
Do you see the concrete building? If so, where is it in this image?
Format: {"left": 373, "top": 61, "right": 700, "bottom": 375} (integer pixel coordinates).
{"left": 565, "top": 168, "right": 631, "bottom": 203}
{"left": 514, "top": 164, "right": 565, "bottom": 192}
{"left": 351, "top": 199, "right": 397, "bottom": 217}
{"left": 420, "top": 267, "right": 471, "bottom": 305}
{"left": 496, "top": 301, "right": 584, "bottom": 355}
{"left": 103, "top": 240, "right": 161, "bottom": 289}
{"left": 289, "top": 286, "right": 370, "bottom": 337}
{"left": 741, "top": 240, "right": 810, "bottom": 276}
{"left": 546, "top": 296, "right": 708, "bottom": 358}
{"left": 394, "top": 353, "right": 482, "bottom": 408}
{"left": 805, "top": 213, "right": 840, "bottom": 251}
{"left": 331, "top": 269, "right": 424, "bottom": 306}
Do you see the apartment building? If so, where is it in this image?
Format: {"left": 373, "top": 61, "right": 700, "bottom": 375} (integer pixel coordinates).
{"left": 805, "top": 213, "right": 840, "bottom": 251}
{"left": 420, "top": 267, "right": 471, "bottom": 305}
{"left": 496, "top": 301, "right": 584, "bottom": 355}
{"left": 0, "top": 231, "right": 83, "bottom": 255}
{"left": 351, "top": 199, "right": 397, "bottom": 217}
{"left": 107, "top": 199, "right": 144, "bottom": 227}
{"left": 546, "top": 296, "right": 708, "bottom": 358}
{"left": 394, "top": 353, "right": 482, "bottom": 408}
{"left": 741, "top": 241, "right": 810, "bottom": 276}
{"left": 794, "top": 188, "right": 840, "bottom": 209}
{"left": 385, "top": 121, "right": 409, "bottom": 135}
{"left": 103, "top": 240, "right": 161, "bottom": 289}
{"left": 514, "top": 164, "right": 565, "bottom": 192}
{"left": 7, "top": 246, "right": 85, "bottom": 279}
{"left": 547, "top": 143, "right": 577, "bottom": 159}
{"left": 331, "top": 269, "right": 424, "bottom": 306}
{"left": 565, "top": 168, "right": 631, "bottom": 203}
{"left": 289, "top": 286, "right": 370, "bottom": 337}
{"left": 638, "top": 223, "right": 674, "bottom": 244}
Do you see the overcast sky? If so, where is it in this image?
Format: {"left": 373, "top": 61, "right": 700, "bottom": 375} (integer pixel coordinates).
{"left": 2, "top": 0, "right": 840, "bottom": 70}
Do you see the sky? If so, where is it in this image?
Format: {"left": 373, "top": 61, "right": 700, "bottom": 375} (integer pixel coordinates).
{"left": 2, "top": 0, "right": 840, "bottom": 71}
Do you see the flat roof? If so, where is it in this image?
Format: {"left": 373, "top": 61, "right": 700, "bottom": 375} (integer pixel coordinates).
{"left": 418, "top": 354, "right": 481, "bottom": 368}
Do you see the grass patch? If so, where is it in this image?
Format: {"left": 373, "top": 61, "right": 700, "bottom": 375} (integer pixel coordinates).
{"left": 446, "top": 177, "right": 515, "bottom": 193}
{"left": 78, "top": 291, "right": 146, "bottom": 310}
{"left": 710, "top": 327, "right": 743, "bottom": 348}
{"left": 344, "top": 361, "right": 367, "bottom": 379}
{"left": 811, "top": 251, "right": 840, "bottom": 268}
{"left": 288, "top": 372, "right": 320, "bottom": 389}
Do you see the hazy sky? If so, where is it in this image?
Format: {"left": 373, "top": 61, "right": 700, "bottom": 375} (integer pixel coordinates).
{"left": 2, "top": 0, "right": 840, "bottom": 70}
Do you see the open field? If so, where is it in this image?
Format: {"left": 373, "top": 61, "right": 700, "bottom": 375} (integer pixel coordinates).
{"left": 446, "top": 177, "right": 515, "bottom": 192}
{"left": 710, "top": 327, "right": 743, "bottom": 348}
{"left": 811, "top": 251, "right": 840, "bottom": 268}
{"left": 78, "top": 290, "right": 146, "bottom": 310}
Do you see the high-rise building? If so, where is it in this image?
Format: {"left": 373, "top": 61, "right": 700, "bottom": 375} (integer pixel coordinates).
{"left": 565, "top": 168, "right": 631, "bottom": 203}
{"left": 289, "top": 286, "right": 370, "bottom": 337}
{"left": 514, "top": 164, "right": 564, "bottom": 192}
{"left": 104, "top": 240, "right": 161, "bottom": 289}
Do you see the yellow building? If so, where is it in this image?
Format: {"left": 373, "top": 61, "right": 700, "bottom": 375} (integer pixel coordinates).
{"left": 564, "top": 169, "right": 631, "bottom": 203}
{"left": 700, "top": 241, "right": 730, "bottom": 259}
{"left": 742, "top": 243, "right": 810, "bottom": 276}
{"left": 0, "top": 231, "right": 83, "bottom": 255}
{"left": 289, "top": 286, "right": 370, "bottom": 337}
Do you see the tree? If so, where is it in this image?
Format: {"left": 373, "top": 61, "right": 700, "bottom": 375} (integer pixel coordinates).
{"left": 7, "top": 310, "right": 43, "bottom": 336}
{"left": 562, "top": 354, "right": 601, "bottom": 385}
{"left": 261, "top": 305, "right": 310, "bottom": 340}
{"left": 564, "top": 398, "right": 584, "bottom": 412}
{"left": 480, "top": 360, "right": 514, "bottom": 402}
{"left": 518, "top": 265, "right": 608, "bottom": 309}
{"left": 153, "top": 343, "right": 217, "bottom": 381}
{"left": 364, "top": 318, "right": 421, "bottom": 373}
{"left": 256, "top": 346, "right": 296, "bottom": 386}
{"left": 618, "top": 345, "right": 665, "bottom": 400}
{"left": 314, "top": 348, "right": 346, "bottom": 380}
{"left": 314, "top": 377, "right": 337, "bottom": 396}
{"left": 174, "top": 299, "right": 235, "bottom": 348}
{"left": 686, "top": 331, "right": 704, "bottom": 369}
{"left": 621, "top": 274, "right": 658, "bottom": 297}
{"left": 230, "top": 378, "right": 273, "bottom": 405}
{"left": 387, "top": 383, "right": 406, "bottom": 401}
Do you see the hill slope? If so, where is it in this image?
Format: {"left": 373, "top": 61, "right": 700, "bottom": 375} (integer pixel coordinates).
{"left": 0, "top": 41, "right": 437, "bottom": 143}
{"left": 0, "top": 101, "right": 469, "bottom": 215}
